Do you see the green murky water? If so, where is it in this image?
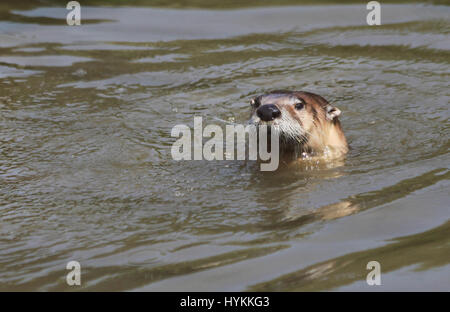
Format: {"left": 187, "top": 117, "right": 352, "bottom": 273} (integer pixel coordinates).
{"left": 0, "top": 0, "right": 449, "bottom": 291}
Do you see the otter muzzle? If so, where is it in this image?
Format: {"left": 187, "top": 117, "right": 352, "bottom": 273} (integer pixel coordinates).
{"left": 256, "top": 104, "right": 281, "bottom": 121}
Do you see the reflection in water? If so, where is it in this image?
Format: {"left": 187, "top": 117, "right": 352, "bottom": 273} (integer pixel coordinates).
{"left": 249, "top": 221, "right": 450, "bottom": 291}
{"left": 309, "top": 200, "right": 358, "bottom": 221}
{"left": 281, "top": 168, "right": 449, "bottom": 224}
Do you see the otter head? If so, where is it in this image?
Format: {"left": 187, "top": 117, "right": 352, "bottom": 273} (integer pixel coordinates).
{"left": 249, "top": 90, "right": 348, "bottom": 157}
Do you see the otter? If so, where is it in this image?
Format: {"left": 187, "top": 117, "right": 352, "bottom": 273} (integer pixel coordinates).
{"left": 249, "top": 90, "right": 348, "bottom": 160}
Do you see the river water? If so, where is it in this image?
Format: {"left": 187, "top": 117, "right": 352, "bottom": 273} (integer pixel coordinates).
{"left": 0, "top": 1, "right": 449, "bottom": 291}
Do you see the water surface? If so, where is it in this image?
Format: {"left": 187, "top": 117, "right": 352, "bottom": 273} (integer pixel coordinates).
{"left": 0, "top": 1, "right": 449, "bottom": 291}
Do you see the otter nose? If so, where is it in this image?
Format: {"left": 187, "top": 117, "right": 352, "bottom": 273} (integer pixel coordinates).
{"left": 256, "top": 104, "right": 281, "bottom": 121}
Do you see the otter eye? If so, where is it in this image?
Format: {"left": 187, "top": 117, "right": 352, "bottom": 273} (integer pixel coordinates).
{"left": 251, "top": 98, "right": 260, "bottom": 108}
{"left": 294, "top": 99, "right": 305, "bottom": 110}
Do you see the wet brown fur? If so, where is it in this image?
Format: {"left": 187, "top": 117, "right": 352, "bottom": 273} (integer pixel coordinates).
{"left": 250, "top": 90, "right": 348, "bottom": 159}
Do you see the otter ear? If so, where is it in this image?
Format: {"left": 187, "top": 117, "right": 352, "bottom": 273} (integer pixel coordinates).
{"left": 326, "top": 105, "right": 341, "bottom": 120}
{"left": 250, "top": 97, "right": 260, "bottom": 108}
